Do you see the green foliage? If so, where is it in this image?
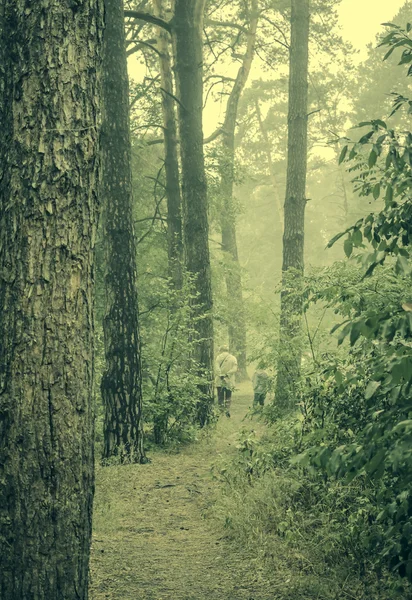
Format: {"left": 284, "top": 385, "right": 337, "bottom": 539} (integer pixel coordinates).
{"left": 295, "top": 27, "right": 412, "bottom": 582}
{"left": 140, "top": 274, "right": 212, "bottom": 447}
{"left": 212, "top": 259, "right": 412, "bottom": 592}
{"left": 212, "top": 411, "right": 412, "bottom": 599}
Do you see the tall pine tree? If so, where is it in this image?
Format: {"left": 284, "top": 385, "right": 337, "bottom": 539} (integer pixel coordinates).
{"left": 0, "top": 0, "right": 103, "bottom": 597}
{"left": 101, "top": 0, "right": 145, "bottom": 463}
{"left": 276, "top": 0, "right": 310, "bottom": 408}
{"left": 173, "top": 0, "right": 215, "bottom": 424}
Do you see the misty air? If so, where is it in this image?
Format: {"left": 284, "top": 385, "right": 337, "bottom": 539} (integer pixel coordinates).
{"left": 1, "top": 1, "right": 412, "bottom": 599}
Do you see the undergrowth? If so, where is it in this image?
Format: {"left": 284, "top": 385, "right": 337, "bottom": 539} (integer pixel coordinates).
{"left": 210, "top": 413, "right": 412, "bottom": 600}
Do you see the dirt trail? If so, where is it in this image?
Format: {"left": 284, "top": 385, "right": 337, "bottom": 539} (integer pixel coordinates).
{"left": 90, "top": 385, "right": 275, "bottom": 600}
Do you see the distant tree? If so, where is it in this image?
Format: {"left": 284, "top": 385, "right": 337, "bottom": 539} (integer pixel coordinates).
{"left": 349, "top": 1, "right": 412, "bottom": 126}
{"left": 100, "top": 0, "right": 145, "bottom": 463}
{"left": 125, "top": 1, "right": 215, "bottom": 425}
{"left": 0, "top": 0, "right": 103, "bottom": 597}
{"left": 173, "top": 0, "right": 215, "bottom": 424}
{"left": 275, "top": 0, "right": 310, "bottom": 408}
{"left": 205, "top": 0, "right": 259, "bottom": 381}
{"left": 153, "top": 0, "right": 184, "bottom": 290}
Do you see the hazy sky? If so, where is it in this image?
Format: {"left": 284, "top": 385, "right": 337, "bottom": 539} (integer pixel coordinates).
{"left": 127, "top": 0, "right": 409, "bottom": 134}
{"left": 338, "top": 0, "right": 406, "bottom": 56}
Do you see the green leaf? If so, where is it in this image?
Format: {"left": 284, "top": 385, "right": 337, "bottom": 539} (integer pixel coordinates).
{"left": 344, "top": 238, "right": 353, "bottom": 258}
{"left": 385, "top": 185, "right": 394, "bottom": 203}
{"left": 373, "top": 119, "right": 387, "bottom": 130}
{"left": 350, "top": 322, "right": 362, "bottom": 345}
{"left": 352, "top": 229, "right": 363, "bottom": 246}
{"left": 338, "top": 145, "right": 348, "bottom": 164}
{"left": 396, "top": 255, "right": 410, "bottom": 275}
{"left": 373, "top": 183, "right": 381, "bottom": 199}
{"left": 330, "top": 319, "right": 350, "bottom": 335}
{"left": 363, "top": 262, "right": 379, "bottom": 278}
{"left": 368, "top": 149, "right": 378, "bottom": 168}
{"left": 337, "top": 322, "right": 352, "bottom": 345}
{"left": 335, "top": 370, "right": 343, "bottom": 386}
{"left": 365, "top": 380, "right": 381, "bottom": 399}
{"left": 393, "top": 420, "right": 412, "bottom": 433}
{"left": 399, "top": 50, "right": 412, "bottom": 65}
{"left": 365, "top": 449, "right": 386, "bottom": 477}
{"left": 359, "top": 131, "right": 374, "bottom": 145}
{"left": 383, "top": 47, "right": 396, "bottom": 61}
{"left": 290, "top": 451, "right": 311, "bottom": 467}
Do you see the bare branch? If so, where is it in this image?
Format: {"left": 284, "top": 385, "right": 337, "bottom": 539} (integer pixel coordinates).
{"left": 203, "top": 128, "right": 224, "bottom": 144}
{"left": 260, "top": 15, "right": 289, "bottom": 49}
{"left": 126, "top": 39, "right": 161, "bottom": 57}
{"left": 130, "top": 74, "right": 160, "bottom": 109}
{"left": 135, "top": 216, "right": 167, "bottom": 223}
{"left": 205, "top": 18, "right": 248, "bottom": 34}
{"left": 145, "top": 138, "right": 164, "bottom": 146}
{"left": 124, "top": 10, "right": 172, "bottom": 34}
{"left": 160, "top": 87, "right": 187, "bottom": 111}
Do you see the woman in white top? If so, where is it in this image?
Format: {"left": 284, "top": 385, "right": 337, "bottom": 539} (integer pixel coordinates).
{"left": 215, "top": 345, "right": 238, "bottom": 417}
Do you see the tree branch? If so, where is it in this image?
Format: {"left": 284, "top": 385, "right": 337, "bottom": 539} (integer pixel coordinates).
{"left": 160, "top": 87, "right": 187, "bottom": 111}
{"left": 203, "top": 128, "right": 224, "bottom": 144}
{"left": 126, "top": 39, "right": 161, "bottom": 57}
{"left": 124, "top": 10, "right": 172, "bottom": 34}
{"left": 260, "top": 15, "right": 289, "bottom": 49}
{"left": 205, "top": 18, "right": 248, "bottom": 34}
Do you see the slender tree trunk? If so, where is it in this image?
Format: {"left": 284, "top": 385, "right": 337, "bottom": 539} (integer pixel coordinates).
{"left": 101, "top": 0, "right": 145, "bottom": 462}
{"left": 153, "top": 0, "right": 184, "bottom": 289}
{"left": 254, "top": 98, "right": 284, "bottom": 230}
{"left": 172, "top": 0, "right": 214, "bottom": 425}
{"left": 219, "top": 0, "right": 259, "bottom": 381}
{"left": 0, "top": 1, "right": 103, "bottom": 598}
{"left": 275, "top": 0, "right": 310, "bottom": 409}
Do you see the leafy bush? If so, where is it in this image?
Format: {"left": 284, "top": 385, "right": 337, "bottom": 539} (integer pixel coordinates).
{"left": 140, "top": 274, "right": 212, "bottom": 447}
{"left": 295, "top": 25, "right": 412, "bottom": 582}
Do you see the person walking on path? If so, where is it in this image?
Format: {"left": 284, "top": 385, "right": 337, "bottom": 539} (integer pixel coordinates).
{"left": 215, "top": 345, "right": 237, "bottom": 417}
{"left": 252, "top": 367, "right": 269, "bottom": 407}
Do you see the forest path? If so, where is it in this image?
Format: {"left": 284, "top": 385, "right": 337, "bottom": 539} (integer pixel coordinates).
{"left": 90, "top": 384, "right": 276, "bottom": 600}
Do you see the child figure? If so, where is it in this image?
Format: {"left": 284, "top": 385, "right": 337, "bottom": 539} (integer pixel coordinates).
{"left": 252, "top": 368, "right": 269, "bottom": 406}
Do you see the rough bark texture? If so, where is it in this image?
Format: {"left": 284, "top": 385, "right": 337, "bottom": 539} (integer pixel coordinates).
{"left": 173, "top": 0, "right": 214, "bottom": 425}
{"left": 276, "top": 0, "right": 310, "bottom": 408}
{"left": 153, "top": 0, "right": 184, "bottom": 290}
{"left": 0, "top": 1, "right": 103, "bottom": 598}
{"left": 101, "top": 0, "right": 145, "bottom": 462}
{"left": 219, "top": 0, "right": 258, "bottom": 381}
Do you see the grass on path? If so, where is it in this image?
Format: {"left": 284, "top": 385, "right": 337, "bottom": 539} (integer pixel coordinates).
{"left": 90, "top": 385, "right": 276, "bottom": 600}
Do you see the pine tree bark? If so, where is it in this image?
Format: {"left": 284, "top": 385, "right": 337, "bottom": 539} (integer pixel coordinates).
{"left": 101, "top": 0, "right": 145, "bottom": 463}
{"left": 219, "top": 0, "right": 259, "bottom": 381}
{"left": 275, "top": 0, "right": 310, "bottom": 408}
{"left": 0, "top": 1, "right": 103, "bottom": 598}
{"left": 153, "top": 0, "right": 184, "bottom": 290}
{"left": 172, "top": 0, "right": 214, "bottom": 425}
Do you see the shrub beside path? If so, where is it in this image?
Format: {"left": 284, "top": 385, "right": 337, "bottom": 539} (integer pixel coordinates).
{"left": 90, "top": 384, "right": 276, "bottom": 600}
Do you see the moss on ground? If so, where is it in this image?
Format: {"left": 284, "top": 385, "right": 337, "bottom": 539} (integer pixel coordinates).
{"left": 90, "top": 385, "right": 276, "bottom": 600}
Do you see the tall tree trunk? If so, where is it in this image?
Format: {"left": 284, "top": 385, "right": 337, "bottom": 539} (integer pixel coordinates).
{"left": 275, "top": 0, "right": 310, "bottom": 409}
{"left": 254, "top": 98, "right": 284, "bottom": 230}
{"left": 101, "top": 0, "right": 145, "bottom": 462}
{"left": 219, "top": 0, "right": 259, "bottom": 381}
{"left": 172, "top": 0, "right": 214, "bottom": 425}
{"left": 0, "top": 1, "right": 103, "bottom": 598}
{"left": 153, "top": 0, "right": 184, "bottom": 289}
